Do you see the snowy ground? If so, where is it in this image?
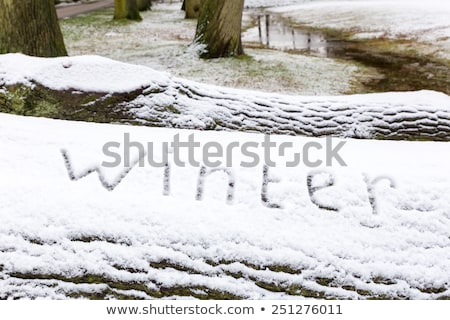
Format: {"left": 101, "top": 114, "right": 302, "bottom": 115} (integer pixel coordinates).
{"left": 265, "top": 0, "right": 450, "bottom": 59}
{"left": 60, "top": 3, "right": 370, "bottom": 95}
{"left": 59, "top": 0, "right": 450, "bottom": 99}
{"left": 0, "top": 111, "right": 449, "bottom": 299}
{"left": 0, "top": 54, "right": 450, "bottom": 299}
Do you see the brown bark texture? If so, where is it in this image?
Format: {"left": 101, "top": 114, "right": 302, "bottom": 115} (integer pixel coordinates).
{"left": 0, "top": 0, "right": 67, "bottom": 57}
{"left": 194, "top": 0, "right": 245, "bottom": 58}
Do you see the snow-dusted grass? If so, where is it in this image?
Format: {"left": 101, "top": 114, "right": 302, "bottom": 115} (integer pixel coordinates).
{"left": 60, "top": 3, "right": 368, "bottom": 95}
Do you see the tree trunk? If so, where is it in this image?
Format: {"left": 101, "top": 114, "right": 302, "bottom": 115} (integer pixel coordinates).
{"left": 194, "top": 0, "right": 244, "bottom": 58}
{"left": 137, "top": 0, "right": 151, "bottom": 11}
{"left": 185, "top": 0, "right": 202, "bottom": 19}
{"left": 0, "top": 0, "right": 67, "bottom": 57}
{"left": 114, "top": 0, "right": 142, "bottom": 21}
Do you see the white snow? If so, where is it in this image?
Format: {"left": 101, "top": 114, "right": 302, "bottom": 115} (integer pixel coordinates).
{"left": 0, "top": 54, "right": 170, "bottom": 93}
{"left": 0, "top": 111, "right": 449, "bottom": 299}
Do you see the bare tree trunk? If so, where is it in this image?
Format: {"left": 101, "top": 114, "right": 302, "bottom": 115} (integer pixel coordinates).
{"left": 194, "top": 0, "right": 245, "bottom": 58}
{"left": 0, "top": 0, "right": 67, "bottom": 57}
{"left": 114, "top": 0, "right": 142, "bottom": 20}
{"left": 137, "top": 0, "right": 151, "bottom": 11}
{"left": 185, "top": 0, "right": 202, "bottom": 19}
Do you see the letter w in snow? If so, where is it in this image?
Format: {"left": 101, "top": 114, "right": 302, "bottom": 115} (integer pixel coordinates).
{"left": 61, "top": 149, "right": 145, "bottom": 191}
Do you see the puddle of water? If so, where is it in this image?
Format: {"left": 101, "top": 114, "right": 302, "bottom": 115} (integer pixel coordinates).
{"left": 248, "top": 13, "right": 337, "bottom": 57}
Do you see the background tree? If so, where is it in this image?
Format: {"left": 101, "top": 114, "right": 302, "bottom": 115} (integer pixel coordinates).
{"left": 137, "top": 0, "right": 151, "bottom": 12}
{"left": 194, "top": 0, "right": 245, "bottom": 59}
{"left": 0, "top": 0, "right": 67, "bottom": 57}
{"left": 114, "top": 0, "right": 142, "bottom": 20}
{"left": 184, "top": 0, "right": 202, "bottom": 19}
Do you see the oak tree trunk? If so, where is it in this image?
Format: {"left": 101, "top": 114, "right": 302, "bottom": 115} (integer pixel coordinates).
{"left": 114, "top": 0, "right": 142, "bottom": 20}
{"left": 194, "top": 0, "right": 244, "bottom": 58}
{"left": 0, "top": 0, "right": 67, "bottom": 57}
{"left": 137, "top": 0, "right": 151, "bottom": 11}
{"left": 185, "top": 0, "right": 202, "bottom": 19}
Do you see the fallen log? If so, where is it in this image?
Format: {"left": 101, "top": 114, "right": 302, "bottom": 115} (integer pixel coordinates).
{"left": 1, "top": 54, "right": 450, "bottom": 141}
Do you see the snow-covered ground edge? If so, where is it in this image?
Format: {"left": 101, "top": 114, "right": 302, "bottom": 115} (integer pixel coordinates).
{"left": 0, "top": 112, "right": 449, "bottom": 299}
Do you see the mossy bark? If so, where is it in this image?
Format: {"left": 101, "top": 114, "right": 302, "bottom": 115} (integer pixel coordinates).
{"left": 114, "top": 0, "right": 142, "bottom": 21}
{"left": 0, "top": 0, "right": 67, "bottom": 57}
{"left": 3, "top": 82, "right": 450, "bottom": 141}
{"left": 185, "top": 0, "right": 202, "bottom": 19}
{"left": 0, "top": 84, "right": 143, "bottom": 124}
{"left": 194, "top": 0, "right": 245, "bottom": 58}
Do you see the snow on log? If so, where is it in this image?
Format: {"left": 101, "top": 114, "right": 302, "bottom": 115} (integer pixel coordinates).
{"left": 1, "top": 54, "right": 450, "bottom": 141}
{"left": 1, "top": 113, "right": 450, "bottom": 299}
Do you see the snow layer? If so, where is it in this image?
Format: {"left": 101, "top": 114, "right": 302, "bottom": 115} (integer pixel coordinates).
{"left": 0, "top": 112, "right": 449, "bottom": 299}
{"left": 0, "top": 54, "right": 169, "bottom": 93}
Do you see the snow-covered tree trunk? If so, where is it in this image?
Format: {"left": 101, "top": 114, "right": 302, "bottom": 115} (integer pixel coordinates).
{"left": 0, "top": 0, "right": 67, "bottom": 57}
{"left": 114, "top": 0, "right": 142, "bottom": 20}
{"left": 194, "top": 0, "right": 245, "bottom": 58}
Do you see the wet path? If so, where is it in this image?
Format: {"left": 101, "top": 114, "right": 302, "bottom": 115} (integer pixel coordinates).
{"left": 57, "top": 0, "right": 114, "bottom": 19}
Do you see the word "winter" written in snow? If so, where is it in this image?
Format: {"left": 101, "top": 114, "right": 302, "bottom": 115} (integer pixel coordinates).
{"left": 61, "top": 149, "right": 395, "bottom": 215}
{"left": 102, "top": 134, "right": 348, "bottom": 168}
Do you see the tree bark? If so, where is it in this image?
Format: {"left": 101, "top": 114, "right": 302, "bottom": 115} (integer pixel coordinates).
{"left": 194, "top": 0, "right": 245, "bottom": 58}
{"left": 185, "top": 0, "right": 202, "bottom": 19}
{"left": 0, "top": 0, "right": 67, "bottom": 57}
{"left": 137, "top": 0, "right": 151, "bottom": 11}
{"left": 3, "top": 80, "right": 450, "bottom": 142}
{"left": 114, "top": 0, "right": 142, "bottom": 20}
